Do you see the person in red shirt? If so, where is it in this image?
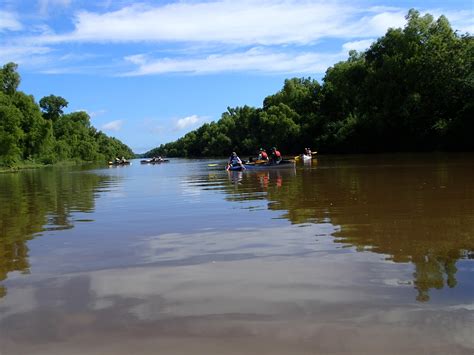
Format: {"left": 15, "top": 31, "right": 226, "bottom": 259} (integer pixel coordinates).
{"left": 270, "top": 147, "right": 282, "bottom": 164}
{"left": 258, "top": 148, "right": 268, "bottom": 161}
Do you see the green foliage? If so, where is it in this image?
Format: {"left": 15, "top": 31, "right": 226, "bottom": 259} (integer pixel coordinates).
{"left": 146, "top": 9, "right": 473, "bottom": 157}
{"left": 0, "top": 65, "right": 133, "bottom": 167}
{"left": 0, "top": 92, "right": 23, "bottom": 165}
{"left": 12, "top": 92, "right": 53, "bottom": 159}
{"left": 39, "top": 95, "right": 69, "bottom": 122}
{"left": 0, "top": 62, "right": 20, "bottom": 95}
{"left": 257, "top": 103, "right": 300, "bottom": 151}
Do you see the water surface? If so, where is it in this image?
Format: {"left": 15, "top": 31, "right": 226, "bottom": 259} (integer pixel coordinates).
{"left": 0, "top": 154, "right": 473, "bottom": 354}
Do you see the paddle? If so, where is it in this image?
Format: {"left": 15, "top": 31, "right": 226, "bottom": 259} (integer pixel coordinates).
{"left": 208, "top": 163, "right": 219, "bottom": 167}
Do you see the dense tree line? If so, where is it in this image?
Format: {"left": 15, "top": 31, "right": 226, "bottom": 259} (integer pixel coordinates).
{"left": 146, "top": 10, "right": 473, "bottom": 158}
{"left": 0, "top": 63, "right": 133, "bottom": 167}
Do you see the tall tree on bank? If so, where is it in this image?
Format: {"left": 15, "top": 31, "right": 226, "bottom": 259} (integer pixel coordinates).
{"left": 0, "top": 63, "right": 20, "bottom": 95}
{"left": 147, "top": 10, "right": 473, "bottom": 158}
{"left": 39, "top": 95, "right": 69, "bottom": 122}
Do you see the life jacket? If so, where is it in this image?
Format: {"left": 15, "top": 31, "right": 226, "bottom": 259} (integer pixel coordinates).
{"left": 230, "top": 156, "right": 241, "bottom": 165}
{"left": 261, "top": 151, "right": 268, "bottom": 159}
{"left": 274, "top": 150, "right": 281, "bottom": 157}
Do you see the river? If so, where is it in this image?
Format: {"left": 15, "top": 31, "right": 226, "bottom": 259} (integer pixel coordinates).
{"left": 0, "top": 153, "right": 473, "bottom": 354}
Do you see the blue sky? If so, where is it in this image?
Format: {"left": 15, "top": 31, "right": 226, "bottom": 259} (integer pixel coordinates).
{"left": 1, "top": 0, "right": 472, "bottom": 153}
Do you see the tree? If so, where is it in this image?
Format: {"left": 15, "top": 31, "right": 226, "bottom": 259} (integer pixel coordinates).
{"left": 0, "top": 92, "right": 23, "bottom": 165}
{"left": 39, "top": 95, "right": 69, "bottom": 122}
{"left": 257, "top": 103, "right": 300, "bottom": 151}
{"left": 0, "top": 63, "right": 134, "bottom": 166}
{"left": 145, "top": 9, "right": 473, "bottom": 156}
{"left": 12, "top": 92, "right": 53, "bottom": 159}
{"left": 0, "top": 62, "right": 20, "bottom": 95}
{"left": 263, "top": 77, "right": 321, "bottom": 117}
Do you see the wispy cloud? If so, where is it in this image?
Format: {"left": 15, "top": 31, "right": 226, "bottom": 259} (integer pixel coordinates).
{"left": 0, "top": 44, "right": 104, "bottom": 72}
{"left": 342, "top": 39, "right": 375, "bottom": 52}
{"left": 89, "top": 109, "right": 107, "bottom": 118}
{"left": 2, "top": 1, "right": 472, "bottom": 76}
{"left": 34, "top": 1, "right": 409, "bottom": 45}
{"left": 34, "top": 2, "right": 471, "bottom": 47}
{"left": 175, "top": 115, "right": 200, "bottom": 130}
{"left": 75, "top": 108, "right": 107, "bottom": 117}
{"left": 0, "top": 45, "right": 52, "bottom": 64}
{"left": 101, "top": 119, "right": 123, "bottom": 131}
{"left": 430, "top": 9, "right": 474, "bottom": 34}
{"left": 142, "top": 118, "right": 165, "bottom": 135}
{"left": 124, "top": 47, "right": 345, "bottom": 75}
{"left": 124, "top": 54, "right": 147, "bottom": 65}
{"left": 0, "top": 10, "right": 22, "bottom": 31}
{"left": 38, "top": 0, "right": 73, "bottom": 16}
{"left": 354, "top": 10, "right": 407, "bottom": 35}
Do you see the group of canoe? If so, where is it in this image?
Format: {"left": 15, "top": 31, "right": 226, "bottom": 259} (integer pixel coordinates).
{"left": 227, "top": 159, "right": 297, "bottom": 171}
{"left": 109, "top": 150, "right": 316, "bottom": 169}
{"left": 108, "top": 156, "right": 170, "bottom": 166}
{"left": 140, "top": 157, "right": 170, "bottom": 164}
{"left": 227, "top": 148, "right": 316, "bottom": 171}
{"left": 108, "top": 157, "right": 131, "bottom": 166}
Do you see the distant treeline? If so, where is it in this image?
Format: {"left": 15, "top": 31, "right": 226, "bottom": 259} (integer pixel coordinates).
{"left": 146, "top": 10, "right": 473, "bottom": 158}
{"left": 0, "top": 64, "right": 133, "bottom": 167}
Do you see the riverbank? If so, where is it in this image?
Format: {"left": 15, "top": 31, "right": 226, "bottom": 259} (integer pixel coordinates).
{"left": 0, "top": 160, "right": 91, "bottom": 174}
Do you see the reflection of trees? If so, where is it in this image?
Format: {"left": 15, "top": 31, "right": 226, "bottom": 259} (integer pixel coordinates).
{"left": 224, "top": 170, "right": 293, "bottom": 203}
{"left": 412, "top": 252, "right": 459, "bottom": 302}
{"left": 0, "top": 167, "right": 111, "bottom": 298}
{"left": 219, "top": 156, "right": 474, "bottom": 301}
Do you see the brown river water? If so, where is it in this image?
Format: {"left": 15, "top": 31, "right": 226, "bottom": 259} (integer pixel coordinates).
{"left": 0, "top": 153, "right": 473, "bottom": 354}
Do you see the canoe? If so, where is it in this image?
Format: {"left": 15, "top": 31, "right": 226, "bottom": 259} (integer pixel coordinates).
{"left": 227, "top": 165, "right": 244, "bottom": 171}
{"left": 301, "top": 154, "right": 312, "bottom": 162}
{"left": 140, "top": 159, "right": 170, "bottom": 164}
{"left": 295, "top": 154, "right": 314, "bottom": 162}
{"left": 108, "top": 161, "right": 130, "bottom": 166}
{"left": 295, "top": 151, "right": 317, "bottom": 161}
{"left": 243, "top": 159, "right": 296, "bottom": 170}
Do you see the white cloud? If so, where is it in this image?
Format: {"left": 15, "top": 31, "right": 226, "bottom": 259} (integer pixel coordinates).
{"left": 0, "top": 10, "right": 23, "bottom": 31}
{"left": 342, "top": 39, "right": 375, "bottom": 52}
{"left": 124, "top": 47, "right": 345, "bottom": 75}
{"left": 29, "top": 2, "right": 473, "bottom": 47}
{"left": 101, "top": 120, "right": 123, "bottom": 131}
{"left": 363, "top": 10, "right": 407, "bottom": 33}
{"left": 35, "top": 1, "right": 408, "bottom": 45}
{"left": 4, "top": 1, "right": 472, "bottom": 76}
{"left": 430, "top": 9, "right": 474, "bottom": 34}
{"left": 0, "top": 45, "right": 53, "bottom": 68}
{"left": 142, "top": 118, "right": 165, "bottom": 135}
{"left": 175, "top": 115, "right": 200, "bottom": 130}
{"left": 89, "top": 109, "right": 107, "bottom": 117}
{"left": 124, "top": 54, "right": 147, "bottom": 65}
{"left": 38, "top": 0, "right": 73, "bottom": 16}
{"left": 75, "top": 108, "right": 107, "bottom": 117}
